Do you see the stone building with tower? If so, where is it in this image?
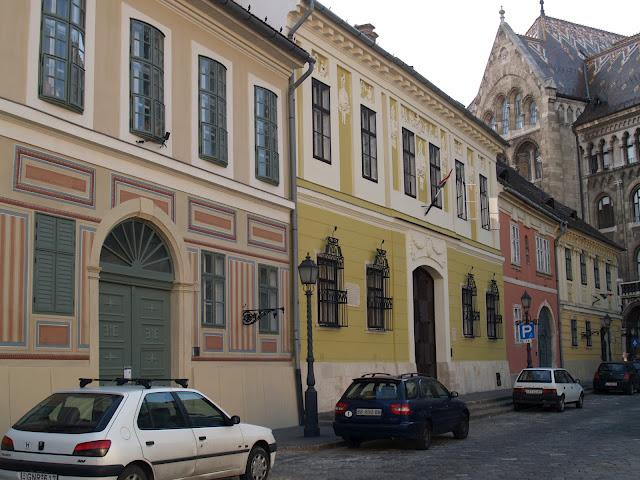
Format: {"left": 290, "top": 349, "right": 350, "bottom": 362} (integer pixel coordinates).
{"left": 469, "top": 1, "right": 640, "bottom": 361}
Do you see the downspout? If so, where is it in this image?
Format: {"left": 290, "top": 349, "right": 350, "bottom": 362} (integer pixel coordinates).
{"left": 288, "top": 0, "right": 315, "bottom": 426}
{"left": 573, "top": 129, "right": 586, "bottom": 220}
{"left": 553, "top": 221, "right": 568, "bottom": 368}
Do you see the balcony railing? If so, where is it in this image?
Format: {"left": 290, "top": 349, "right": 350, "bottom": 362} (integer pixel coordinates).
{"left": 620, "top": 281, "right": 640, "bottom": 299}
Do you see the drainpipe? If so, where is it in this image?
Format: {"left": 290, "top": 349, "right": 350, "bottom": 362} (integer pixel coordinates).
{"left": 573, "top": 127, "right": 586, "bottom": 220}
{"left": 554, "top": 221, "right": 568, "bottom": 367}
{"left": 288, "top": 0, "right": 315, "bottom": 426}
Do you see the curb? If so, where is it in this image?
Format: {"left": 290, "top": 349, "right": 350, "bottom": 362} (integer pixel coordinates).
{"left": 278, "top": 440, "right": 345, "bottom": 452}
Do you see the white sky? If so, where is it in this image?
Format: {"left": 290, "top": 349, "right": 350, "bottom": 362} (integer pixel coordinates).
{"left": 318, "top": 0, "right": 639, "bottom": 106}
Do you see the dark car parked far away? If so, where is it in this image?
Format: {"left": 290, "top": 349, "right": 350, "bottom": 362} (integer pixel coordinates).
{"left": 593, "top": 362, "right": 640, "bottom": 395}
{"left": 333, "top": 373, "right": 469, "bottom": 450}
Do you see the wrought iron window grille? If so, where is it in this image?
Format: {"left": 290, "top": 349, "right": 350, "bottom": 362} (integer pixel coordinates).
{"left": 462, "top": 272, "right": 480, "bottom": 338}
{"left": 317, "top": 233, "right": 348, "bottom": 328}
{"left": 367, "top": 247, "right": 393, "bottom": 331}
{"left": 486, "top": 278, "right": 503, "bottom": 340}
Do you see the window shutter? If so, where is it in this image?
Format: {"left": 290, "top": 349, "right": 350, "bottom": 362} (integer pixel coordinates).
{"left": 34, "top": 249, "right": 56, "bottom": 313}
{"left": 55, "top": 218, "right": 75, "bottom": 314}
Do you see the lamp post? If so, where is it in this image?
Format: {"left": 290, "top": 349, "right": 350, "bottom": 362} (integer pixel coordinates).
{"left": 521, "top": 290, "right": 534, "bottom": 368}
{"left": 602, "top": 313, "right": 612, "bottom": 361}
{"left": 298, "top": 253, "right": 319, "bottom": 437}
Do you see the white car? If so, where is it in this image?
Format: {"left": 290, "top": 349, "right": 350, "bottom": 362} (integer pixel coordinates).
{"left": 0, "top": 379, "right": 276, "bottom": 480}
{"left": 512, "top": 368, "right": 584, "bottom": 412}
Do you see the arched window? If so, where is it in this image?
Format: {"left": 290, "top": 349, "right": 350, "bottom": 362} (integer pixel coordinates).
{"left": 515, "top": 94, "right": 523, "bottom": 129}
{"left": 484, "top": 112, "right": 497, "bottom": 132}
{"left": 636, "top": 248, "right": 640, "bottom": 279}
{"left": 624, "top": 132, "right": 636, "bottom": 164}
{"left": 530, "top": 101, "right": 538, "bottom": 126}
{"left": 596, "top": 195, "right": 615, "bottom": 229}
{"left": 601, "top": 139, "right": 611, "bottom": 170}
{"left": 566, "top": 106, "right": 573, "bottom": 124}
{"left": 557, "top": 105, "right": 565, "bottom": 124}
{"left": 514, "top": 141, "right": 541, "bottom": 181}
{"left": 587, "top": 143, "right": 597, "bottom": 174}
{"left": 502, "top": 99, "right": 510, "bottom": 135}
{"left": 633, "top": 187, "right": 640, "bottom": 223}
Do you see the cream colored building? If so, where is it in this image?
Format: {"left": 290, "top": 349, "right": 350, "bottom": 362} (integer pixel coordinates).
{"left": 0, "top": 0, "right": 312, "bottom": 432}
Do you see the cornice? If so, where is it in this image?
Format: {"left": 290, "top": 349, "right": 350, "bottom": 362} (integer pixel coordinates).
{"left": 576, "top": 105, "right": 640, "bottom": 140}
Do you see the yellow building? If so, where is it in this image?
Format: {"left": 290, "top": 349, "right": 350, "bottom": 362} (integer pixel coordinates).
{"left": 283, "top": 2, "right": 508, "bottom": 411}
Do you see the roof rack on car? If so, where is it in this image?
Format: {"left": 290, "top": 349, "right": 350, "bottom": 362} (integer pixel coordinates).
{"left": 399, "top": 373, "right": 422, "bottom": 378}
{"left": 79, "top": 378, "right": 189, "bottom": 389}
{"left": 360, "top": 373, "right": 393, "bottom": 378}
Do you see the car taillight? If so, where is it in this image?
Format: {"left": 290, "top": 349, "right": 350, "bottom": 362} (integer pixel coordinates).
{"left": 513, "top": 387, "right": 525, "bottom": 393}
{"left": 624, "top": 372, "right": 630, "bottom": 381}
{"left": 594, "top": 371, "right": 600, "bottom": 381}
{"left": 390, "top": 403, "right": 411, "bottom": 415}
{"left": 1, "top": 436, "right": 13, "bottom": 451}
{"left": 335, "top": 402, "right": 349, "bottom": 415}
{"left": 542, "top": 388, "right": 557, "bottom": 395}
{"left": 73, "top": 440, "right": 111, "bottom": 457}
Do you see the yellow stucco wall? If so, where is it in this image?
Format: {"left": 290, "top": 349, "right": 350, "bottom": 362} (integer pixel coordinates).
{"left": 298, "top": 202, "right": 408, "bottom": 363}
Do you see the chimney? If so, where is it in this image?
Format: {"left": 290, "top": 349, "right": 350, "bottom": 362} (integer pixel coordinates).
{"left": 355, "top": 23, "right": 378, "bottom": 43}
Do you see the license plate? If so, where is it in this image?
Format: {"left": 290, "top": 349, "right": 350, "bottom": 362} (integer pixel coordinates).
{"left": 605, "top": 382, "right": 617, "bottom": 387}
{"left": 525, "top": 389, "right": 542, "bottom": 394}
{"left": 20, "top": 473, "right": 58, "bottom": 480}
{"left": 356, "top": 408, "right": 381, "bottom": 416}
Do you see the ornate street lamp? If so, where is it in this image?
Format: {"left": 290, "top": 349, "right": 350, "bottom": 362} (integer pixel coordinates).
{"left": 298, "top": 253, "right": 319, "bottom": 437}
{"left": 520, "top": 290, "right": 536, "bottom": 368}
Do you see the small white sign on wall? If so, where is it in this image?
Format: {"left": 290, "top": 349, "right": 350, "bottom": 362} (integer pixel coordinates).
{"left": 345, "top": 283, "right": 360, "bottom": 307}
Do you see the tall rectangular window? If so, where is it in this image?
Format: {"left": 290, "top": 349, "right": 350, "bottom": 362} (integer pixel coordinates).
{"left": 39, "top": 0, "right": 86, "bottom": 111}
{"left": 255, "top": 86, "right": 279, "bottom": 184}
{"left": 580, "top": 252, "right": 587, "bottom": 285}
{"left": 317, "top": 254, "right": 346, "bottom": 328}
{"left": 201, "top": 251, "right": 225, "bottom": 327}
{"left": 130, "top": 20, "right": 165, "bottom": 142}
{"left": 585, "top": 320, "right": 592, "bottom": 347}
{"left": 513, "top": 304, "right": 522, "bottom": 343}
{"left": 606, "top": 263, "right": 612, "bottom": 291}
{"left": 594, "top": 256, "right": 601, "bottom": 289}
{"left": 312, "top": 79, "right": 331, "bottom": 163}
{"left": 565, "top": 248, "right": 573, "bottom": 281}
{"left": 535, "top": 236, "right": 551, "bottom": 274}
{"left": 198, "top": 56, "right": 227, "bottom": 165}
{"left": 486, "top": 281, "right": 501, "bottom": 340}
{"left": 456, "top": 160, "right": 467, "bottom": 220}
{"left": 571, "top": 319, "right": 578, "bottom": 347}
{"left": 510, "top": 223, "right": 520, "bottom": 265}
{"left": 402, "top": 128, "right": 416, "bottom": 197}
{"left": 361, "top": 106, "right": 377, "bottom": 182}
{"left": 366, "top": 249, "right": 392, "bottom": 331}
{"left": 33, "top": 213, "right": 75, "bottom": 315}
{"left": 480, "top": 174, "right": 490, "bottom": 230}
{"left": 258, "top": 265, "right": 279, "bottom": 334}
{"left": 429, "top": 143, "right": 442, "bottom": 209}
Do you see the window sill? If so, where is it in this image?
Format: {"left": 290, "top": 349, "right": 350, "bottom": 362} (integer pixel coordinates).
{"left": 259, "top": 331, "right": 280, "bottom": 336}
{"left": 362, "top": 176, "right": 379, "bottom": 184}
{"left": 256, "top": 175, "right": 280, "bottom": 186}
{"left": 201, "top": 323, "right": 225, "bottom": 329}
{"left": 199, "top": 154, "right": 228, "bottom": 168}
{"left": 131, "top": 129, "right": 165, "bottom": 144}
{"left": 536, "top": 271, "right": 553, "bottom": 279}
{"left": 366, "top": 328, "right": 389, "bottom": 334}
{"left": 598, "top": 226, "right": 616, "bottom": 234}
{"left": 313, "top": 155, "right": 332, "bottom": 164}
{"left": 39, "top": 94, "right": 84, "bottom": 115}
{"left": 510, "top": 262, "right": 521, "bottom": 270}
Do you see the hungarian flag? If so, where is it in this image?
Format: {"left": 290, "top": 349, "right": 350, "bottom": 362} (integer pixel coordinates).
{"left": 438, "top": 168, "right": 453, "bottom": 188}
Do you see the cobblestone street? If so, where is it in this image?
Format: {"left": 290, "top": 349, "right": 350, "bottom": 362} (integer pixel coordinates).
{"left": 270, "top": 393, "right": 640, "bottom": 480}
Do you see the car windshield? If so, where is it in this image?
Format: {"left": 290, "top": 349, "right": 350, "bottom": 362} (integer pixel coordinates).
{"left": 599, "top": 363, "right": 626, "bottom": 373}
{"left": 344, "top": 381, "right": 400, "bottom": 401}
{"left": 517, "top": 370, "right": 552, "bottom": 383}
{"left": 13, "top": 393, "right": 123, "bottom": 433}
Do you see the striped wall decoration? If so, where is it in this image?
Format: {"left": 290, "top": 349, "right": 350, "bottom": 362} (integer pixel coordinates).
{"left": 188, "top": 248, "right": 199, "bottom": 346}
{"left": 78, "top": 227, "right": 95, "bottom": 348}
{"left": 0, "top": 210, "right": 28, "bottom": 346}
{"left": 280, "top": 268, "right": 291, "bottom": 353}
{"left": 229, "top": 258, "right": 256, "bottom": 352}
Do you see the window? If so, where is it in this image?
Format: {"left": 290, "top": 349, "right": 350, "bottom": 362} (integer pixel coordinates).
{"left": 534, "top": 151, "right": 543, "bottom": 180}
{"left": 201, "top": 251, "right": 225, "bottom": 327}
{"left": 625, "top": 133, "right": 636, "bottom": 164}
{"left": 580, "top": 252, "right": 587, "bottom": 285}
{"left": 510, "top": 223, "right": 520, "bottom": 265}
{"left": 535, "top": 236, "right": 551, "bottom": 274}
{"left": 317, "top": 235, "right": 347, "bottom": 328}
{"left": 515, "top": 94, "right": 523, "bottom": 129}
{"left": 258, "top": 265, "right": 279, "bottom": 333}
{"left": 462, "top": 273, "right": 479, "bottom": 338}
{"left": 524, "top": 235, "right": 530, "bottom": 264}
{"left": 39, "top": 0, "right": 86, "bottom": 111}
{"left": 138, "top": 392, "right": 187, "bottom": 430}
{"left": 402, "top": 128, "right": 416, "bottom": 197}
{"left": 605, "top": 263, "right": 612, "bottom": 291}
{"left": 366, "top": 248, "right": 392, "bottom": 331}
{"left": 361, "top": 106, "right": 377, "bottom": 181}
{"left": 255, "top": 86, "right": 279, "bottom": 184}
{"left": 588, "top": 143, "right": 598, "bottom": 174}
{"left": 571, "top": 319, "right": 578, "bottom": 347}
{"left": 312, "top": 78, "right": 331, "bottom": 163}
{"left": 529, "top": 101, "right": 538, "bottom": 126}
{"left": 455, "top": 160, "right": 467, "bottom": 220}
{"left": 513, "top": 304, "right": 522, "bottom": 343}
{"left": 33, "top": 213, "right": 75, "bottom": 314}
{"left": 636, "top": 249, "right": 640, "bottom": 279}
{"left": 597, "top": 195, "right": 615, "bottom": 229}
{"left": 565, "top": 248, "right": 573, "bottom": 281}
{"left": 176, "top": 392, "right": 226, "bottom": 428}
{"left": 594, "top": 256, "right": 601, "bottom": 289}
{"left": 429, "top": 143, "right": 442, "bottom": 209}
{"left": 198, "top": 56, "right": 227, "bottom": 165}
{"left": 501, "top": 99, "right": 510, "bottom": 135}
{"left": 633, "top": 187, "right": 640, "bottom": 223}
{"left": 479, "top": 175, "right": 490, "bottom": 230}
{"left": 602, "top": 147, "right": 611, "bottom": 170}
{"left": 486, "top": 279, "right": 502, "bottom": 340}
{"left": 130, "top": 20, "right": 165, "bottom": 142}
{"left": 585, "top": 321, "right": 592, "bottom": 347}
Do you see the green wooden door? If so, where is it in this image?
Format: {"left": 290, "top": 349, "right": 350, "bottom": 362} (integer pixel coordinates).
{"left": 99, "top": 282, "right": 133, "bottom": 379}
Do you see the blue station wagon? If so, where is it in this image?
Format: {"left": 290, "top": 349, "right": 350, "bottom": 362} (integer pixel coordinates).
{"left": 333, "top": 373, "right": 469, "bottom": 449}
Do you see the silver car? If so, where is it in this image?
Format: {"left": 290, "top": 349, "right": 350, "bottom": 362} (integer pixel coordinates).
{"left": 0, "top": 382, "right": 276, "bottom": 480}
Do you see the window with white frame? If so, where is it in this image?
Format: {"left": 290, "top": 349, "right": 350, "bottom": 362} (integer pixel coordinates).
{"left": 535, "top": 235, "right": 551, "bottom": 274}
{"left": 513, "top": 304, "right": 522, "bottom": 342}
{"left": 510, "top": 223, "right": 520, "bottom": 265}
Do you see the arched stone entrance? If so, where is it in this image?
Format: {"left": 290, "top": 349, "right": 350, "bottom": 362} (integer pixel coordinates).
{"left": 413, "top": 267, "right": 436, "bottom": 377}
{"left": 538, "top": 306, "right": 553, "bottom": 367}
{"left": 99, "top": 218, "right": 174, "bottom": 379}
{"left": 624, "top": 302, "right": 640, "bottom": 360}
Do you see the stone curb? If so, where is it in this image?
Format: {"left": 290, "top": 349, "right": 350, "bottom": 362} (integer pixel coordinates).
{"left": 278, "top": 440, "right": 345, "bottom": 452}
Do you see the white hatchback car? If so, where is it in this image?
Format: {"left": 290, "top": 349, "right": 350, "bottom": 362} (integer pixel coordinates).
{"left": 512, "top": 368, "right": 584, "bottom": 412}
{"left": 0, "top": 380, "right": 276, "bottom": 480}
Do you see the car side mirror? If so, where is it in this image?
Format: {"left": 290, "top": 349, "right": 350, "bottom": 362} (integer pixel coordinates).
{"left": 574, "top": 378, "right": 581, "bottom": 384}
{"left": 230, "top": 415, "right": 241, "bottom": 425}
{"left": 449, "top": 391, "right": 459, "bottom": 398}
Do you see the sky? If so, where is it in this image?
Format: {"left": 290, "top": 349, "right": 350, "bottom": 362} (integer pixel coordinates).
{"left": 318, "top": 0, "right": 639, "bottom": 106}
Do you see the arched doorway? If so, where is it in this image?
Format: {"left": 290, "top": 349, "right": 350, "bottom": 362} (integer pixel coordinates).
{"left": 99, "top": 218, "right": 174, "bottom": 379}
{"left": 538, "top": 307, "right": 552, "bottom": 367}
{"left": 625, "top": 305, "right": 640, "bottom": 360}
{"left": 413, "top": 267, "right": 436, "bottom": 377}
{"left": 514, "top": 141, "right": 542, "bottom": 181}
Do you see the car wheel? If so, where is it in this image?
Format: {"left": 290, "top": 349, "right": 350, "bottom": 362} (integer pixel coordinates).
{"left": 452, "top": 415, "right": 469, "bottom": 440}
{"left": 344, "top": 437, "right": 361, "bottom": 448}
{"left": 415, "top": 422, "right": 432, "bottom": 450}
{"left": 626, "top": 383, "right": 635, "bottom": 396}
{"left": 556, "top": 395, "right": 565, "bottom": 413}
{"left": 240, "top": 446, "right": 270, "bottom": 480}
{"left": 576, "top": 393, "right": 584, "bottom": 409}
{"left": 118, "top": 465, "right": 147, "bottom": 480}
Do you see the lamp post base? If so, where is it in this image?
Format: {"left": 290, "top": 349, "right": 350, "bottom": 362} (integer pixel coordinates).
{"left": 303, "top": 386, "right": 320, "bottom": 437}
{"left": 526, "top": 342, "right": 533, "bottom": 368}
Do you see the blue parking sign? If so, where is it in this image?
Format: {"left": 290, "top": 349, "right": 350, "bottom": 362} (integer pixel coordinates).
{"left": 519, "top": 323, "right": 535, "bottom": 342}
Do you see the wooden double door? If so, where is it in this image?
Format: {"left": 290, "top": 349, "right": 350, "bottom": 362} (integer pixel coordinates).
{"left": 414, "top": 267, "right": 437, "bottom": 378}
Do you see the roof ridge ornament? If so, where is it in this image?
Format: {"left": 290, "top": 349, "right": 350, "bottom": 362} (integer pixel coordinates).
{"left": 540, "top": 0, "right": 545, "bottom": 17}
{"left": 499, "top": 5, "right": 505, "bottom": 23}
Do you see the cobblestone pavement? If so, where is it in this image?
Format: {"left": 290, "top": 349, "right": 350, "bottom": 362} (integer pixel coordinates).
{"left": 269, "top": 393, "right": 640, "bottom": 480}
